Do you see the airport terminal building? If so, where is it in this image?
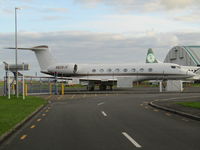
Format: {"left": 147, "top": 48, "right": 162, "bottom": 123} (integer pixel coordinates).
{"left": 164, "top": 46, "right": 200, "bottom": 66}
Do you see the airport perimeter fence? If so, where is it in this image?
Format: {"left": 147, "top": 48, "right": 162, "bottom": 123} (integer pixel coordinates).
{"left": 2, "top": 75, "right": 200, "bottom": 96}
{"left": 3, "top": 76, "right": 72, "bottom": 96}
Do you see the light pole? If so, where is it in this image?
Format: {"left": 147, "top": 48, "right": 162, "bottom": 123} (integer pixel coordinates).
{"left": 15, "top": 7, "right": 21, "bottom": 98}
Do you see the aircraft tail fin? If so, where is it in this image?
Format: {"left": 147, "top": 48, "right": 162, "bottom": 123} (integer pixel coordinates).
{"left": 146, "top": 48, "right": 161, "bottom": 63}
{"left": 6, "top": 45, "right": 56, "bottom": 71}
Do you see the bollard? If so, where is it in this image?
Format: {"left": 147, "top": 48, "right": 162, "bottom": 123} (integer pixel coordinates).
{"left": 25, "top": 84, "right": 28, "bottom": 96}
{"left": 61, "top": 83, "right": 64, "bottom": 95}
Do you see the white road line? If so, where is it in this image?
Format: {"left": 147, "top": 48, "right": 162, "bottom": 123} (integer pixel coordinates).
{"left": 122, "top": 132, "right": 142, "bottom": 148}
{"left": 98, "top": 102, "right": 105, "bottom": 106}
{"left": 101, "top": 111, "right": 107, "bottom": 117}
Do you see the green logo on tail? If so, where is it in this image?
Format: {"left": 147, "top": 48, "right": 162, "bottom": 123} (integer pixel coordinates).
{"left": 146, "top": 48, "right": 158, "bottom": 63}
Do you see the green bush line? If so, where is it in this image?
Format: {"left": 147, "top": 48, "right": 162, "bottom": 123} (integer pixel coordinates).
{"left": 177, "top": 102, "right": 200, "bottom": 109}
{"left": 0, "top": 96, "right": 47, "bottom": 136}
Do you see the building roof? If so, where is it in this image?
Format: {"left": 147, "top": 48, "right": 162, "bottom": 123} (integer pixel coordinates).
{"left": 183, "top": 46, "right": 200, "bottom": 65}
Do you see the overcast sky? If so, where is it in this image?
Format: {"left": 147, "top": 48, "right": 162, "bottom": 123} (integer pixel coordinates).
{"left": 1, "top": 0, "right": 200, "bottom": 79}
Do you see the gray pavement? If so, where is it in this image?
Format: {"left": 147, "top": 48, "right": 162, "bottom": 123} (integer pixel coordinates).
{"left": 0, "top": 93, "right": 200, "bottom": 150}
{"left": 151, "top": 96, "right": 200, "bottom": 119}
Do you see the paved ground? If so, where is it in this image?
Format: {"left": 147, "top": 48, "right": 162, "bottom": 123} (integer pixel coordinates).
{"left": 0, "top": 93, "right": 200, "bottom": 150}
{"left": 152, "top": 96, "right": 200, "bottom": 118}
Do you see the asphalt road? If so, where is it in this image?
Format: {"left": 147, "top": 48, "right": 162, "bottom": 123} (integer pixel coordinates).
{"left": 0, "top": 93, "right": 200, "bottom": 150}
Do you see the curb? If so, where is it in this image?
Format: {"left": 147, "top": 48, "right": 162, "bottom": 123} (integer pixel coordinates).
{"left": 0, "top": 104, "right": 46, "bottom": 144}
{"left": 149, "top": 101, "right": 200, "bottom": 121}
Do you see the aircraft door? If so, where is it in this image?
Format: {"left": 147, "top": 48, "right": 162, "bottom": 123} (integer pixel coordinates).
{"left": 73, "top": 64, "right": 78, "bottom": 73}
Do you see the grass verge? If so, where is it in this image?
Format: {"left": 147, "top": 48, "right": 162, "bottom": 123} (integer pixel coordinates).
{"left": 0, "top": 96, "right": 47, "bottom": 136}
{"left": 177, "top": 102, "right": 200, "bottom": 109}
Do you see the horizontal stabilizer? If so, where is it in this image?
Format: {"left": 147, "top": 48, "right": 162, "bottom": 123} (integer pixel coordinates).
{"left": 6, "top": 45, "right": 55, "bottom": 71}
{"left": 6, "top": 45, "right": 48, "bottom": 51}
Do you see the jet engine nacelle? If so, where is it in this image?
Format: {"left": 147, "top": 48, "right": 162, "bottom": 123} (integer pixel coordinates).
{"left": 47, "top": 64, "right": 78, "bottom": 74}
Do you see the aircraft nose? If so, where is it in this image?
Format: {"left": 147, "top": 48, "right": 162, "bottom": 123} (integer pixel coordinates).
{"left": 187, "top": 71, "right": 196, "bottom": 77}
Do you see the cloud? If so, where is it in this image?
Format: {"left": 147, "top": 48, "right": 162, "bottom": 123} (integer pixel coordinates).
{"left": 43, "top": 8, "right": 69, "bottom": 13}
{"left": 160, "top": 0, "right": 197, "bottom": 9}
{"left": 42, "top": 16, "right": 65, "bottom": 21}
{"left": 66, "top": 14, "right": 200, "bottom": 34}
{"left": 74, "top": 0, "right": 200, "bottom": 11}
{"left": 1, "top": 30, "right": 200, "bottom": 79}
{"left": 174, "top": 9, "right": 200, "bottom": 23}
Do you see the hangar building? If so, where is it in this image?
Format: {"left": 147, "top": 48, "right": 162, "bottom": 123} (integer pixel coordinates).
{"left": 164, "top": 46, "right": 200, "bottom": 66}
{"left": 163, "top": 46, "right": 200, "bottom": 92}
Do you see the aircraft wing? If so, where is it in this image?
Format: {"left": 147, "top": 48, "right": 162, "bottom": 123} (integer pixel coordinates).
{"left": 78, "top": 76, "right": 117, "bottom": 82}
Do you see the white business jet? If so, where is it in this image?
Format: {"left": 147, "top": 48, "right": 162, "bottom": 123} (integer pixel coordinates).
{"left": 146, "top": 48, "right": 200, "bottom": 80}
{"left": 7, "top": 45, "right": 195, "bottom": 90}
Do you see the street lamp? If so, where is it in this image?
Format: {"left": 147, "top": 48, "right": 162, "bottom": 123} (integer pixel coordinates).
{"left": 15, "top": 7, "right": 21, "bottom": 98}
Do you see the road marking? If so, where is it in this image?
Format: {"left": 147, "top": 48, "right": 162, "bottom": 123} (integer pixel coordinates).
{"left": 37, "top": 118, "right": 41, "bottom": 122}
{"left": 101, "top": 111, "right": 107, "bottom": 117}
{"left": 153, "top": 109, "right": 159, "bottom": 112}
{"left": 122, "top": 132, "right": 142, "bottom": 148}
{"left": 20, "top": 135, "right": 27, "bottom": 140}
{"left": 165, "top": 113, "right": 171, "bottom": 116}
{"left": 30, "top": 125, "right": 36, "bottom": 129}
{"left": 145, "top": 106, "right": 148, "bottom": 109}
{"left": 42, "top": 113, "right": 46, "bottom": 116}
{"left": 47, "top": 95, "right": 52, "bottom": 100}
{"left": 98, "top": 102, "right": 105, "bottom": 106}
{"left": 57, "top": 95, "right": 63, "bottom": 100}
{"left": 182, "top": 118, "right": 189, "bottom": 122}
{"left": 140, "top": 104, "right": 143, "bottom": 106}
{"left": 70, "top": 95, "right": 75, "bottom": 99}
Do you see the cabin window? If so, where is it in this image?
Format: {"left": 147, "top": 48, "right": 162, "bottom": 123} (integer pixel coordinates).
{"left": 107, "top": 68, "right": 112, "bottom": 72}
{"left": 131, "top": 68, "right": 136, "bottom": 72}
{"left": 92, "top": 69, "right": 96, "bottom": 72}
{"left": 100, "top": 69, "right": 104, "bottom": 72}
{"left": 123, "top": 68, "right": 128, "bottom": 72}
{"left": 171, "top": 66, "right": 176, "bottom": 69}
{"left": 140, "top": 68, "right": 144, "bottom": 72}
{"left": 148, "top": 68, "right": 153, "bottom": 72}
{"left": 115, "top": 68, "right": 120, "bottom": 72}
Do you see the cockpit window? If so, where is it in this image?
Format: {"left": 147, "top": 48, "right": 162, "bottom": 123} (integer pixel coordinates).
{"left": 171, "top": 65, "right": 181, "bottom": 69}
